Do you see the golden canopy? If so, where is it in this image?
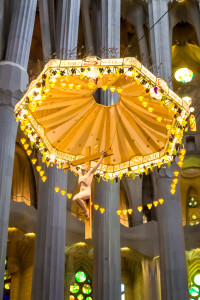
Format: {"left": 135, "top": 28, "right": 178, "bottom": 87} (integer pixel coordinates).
{"left": 15, "top": 57, "right": 189, "bottom": 178}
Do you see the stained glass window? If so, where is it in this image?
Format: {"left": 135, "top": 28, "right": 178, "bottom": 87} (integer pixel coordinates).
{"left": 70, "top": 283, "right": 79, "bottom": 293}
{"left": 189, "top": 271, "right": 200, "bottom": 299}
{"left": 75, "top": 271, "right": 87, "bottom": 283}
{"left": 3, "top": 258, "right": 11, "bottom": 299}
{"left": 69, "top": 270, "right": 92, "bottom": 299}
{"left": 82, "top": 284, "right": 92, "bottom": 294}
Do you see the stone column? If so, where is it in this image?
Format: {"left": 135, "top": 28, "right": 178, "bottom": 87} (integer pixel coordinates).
{"left": 0, "top": 1, "right": 36, "bottom": 297}
{"left": 31, "top": 165, "right": 67, "bottom": 300}
{"left": 81, "top": 0, "right": 95, "bottom": 55}
{"left": 126, "top": 5, "right": 149, "bottom": 67}
{"left": 5, "top": 0, "right": 37, "bottom": 70}
{"left": 155, "top": 162, "right": 188, "bottom": 300}
{"left": 148, "top": 0, "right": 172, "bottom": 84}
{"left": 93, "top": 181, "right": 121, "bottom": 300}
{"left": 122, "top": 177, "right": 143, "bottom": 226}
{"left": 93, "top": 1, "right": 121, "bottom": 300}
{"left": 56, "top": 0, "right": 81, "bottom": 59}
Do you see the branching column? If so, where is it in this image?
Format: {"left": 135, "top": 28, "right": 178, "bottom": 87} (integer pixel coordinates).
{"left": 93, "top": 1, "right": 121, "bottom": 300}
{"left": 56, "top": 0, "right": 81, "bottom": 59}
{"left": 31, "top": 166, "right": 67, "bottom": 300}
{"left": 148, "top": 0, "right": 172, "bottom": 84}
{"left": 156, "top": 163, "right": 188, "bottom": 300}
{"left": 0, "top": 1, "right": 36, "bottom": 298}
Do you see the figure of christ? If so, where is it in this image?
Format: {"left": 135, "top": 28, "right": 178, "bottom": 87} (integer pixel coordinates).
{"left": 68, "top": 150, "right": 107, "bottom": 219}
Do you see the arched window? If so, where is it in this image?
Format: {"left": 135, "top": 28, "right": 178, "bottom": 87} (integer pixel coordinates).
{"left": 190, "top": 115, "right": 197, "bottom": 132}
{"left": 69, "top": 270, "right": 92, "bottom": 300}
{"left": 187, "top": 187, "right": 200, "bottom": 226}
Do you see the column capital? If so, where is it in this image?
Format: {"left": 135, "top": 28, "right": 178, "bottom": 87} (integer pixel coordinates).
{"left": 0, "top": 61, "right": 28, "bottom": 108}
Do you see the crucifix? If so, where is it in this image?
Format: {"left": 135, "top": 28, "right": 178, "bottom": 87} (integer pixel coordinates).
{"left": 63, "top": 147, "right": 113, "bottom": 239}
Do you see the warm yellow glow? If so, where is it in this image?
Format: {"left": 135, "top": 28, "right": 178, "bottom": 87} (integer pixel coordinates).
{"left": 94, "top": 204, "right": 99, "bottom": 210}
{"left": 117, "top": 209, "right": 121, "bottom": 215}
{"left": 76, "top": 242, "right": 86, "bottom": 246}
{"left": 60, "top": 80, "right": 66, "bottom": 88}
{"left": 20, "top": 124, "right": 26, "bottom": 131}
{"left": 39, "top": 170, "right": 44, "bottom": 176}
{"left": 24, "top": 143, "right": 29, "bottom": 150}
{"left": 158, "top": 198, "right": 164, "bottom": 205}
{"left": 68, "top": 83, "right": 74, "bottom": 89}
{"left": 36, "top": 165, "right": 41, "bottom": 172}
{"left": 179, "top": 154, "right": 184, "bottom": 161}
{"left": 100, "top": 208, "right": 105, "bottom": 214}
{"left": 147, "top": 203, "right": 152, "bottom": 210}
{"left": 171, "top": 183, "right": 176, "bottom": 189}
{"left": 42, "top": 175, "right": 47, "bottom": 182}
{"left": 110, "top": 86, "right": 116, "bottom": 93}
{"left": 190, "top": 115, "right": 197, "bottom": 131}
{"left": 122, "top": 209, "right": 127, "bottom": 215}
{"left": 148, "top": 107, "right": 153, "bottom": 113}
{"left": 157, "top": 116, "right": 162, "bottom": 123}
{"left": 153, "top": 200, "right": 159, "bottom": 207}
{"left": 174, "top": 170, "right": 179, "bottom": 177}
{"left": 127, "top": 208, "right": 133, "bottom": 214}
{"left": 102, "top": 85, "right": 108, "bottom": 91}
{"left": 171, "top": 128, "right": 176, "bottom": 135}
{"left": 55, "top": 186, "right": 60, "bottom": 193}
{"left": 180, "top": 149, "right": 186, "bottom": 155}
{"left": 170, "top": 188, "right": 176, "bottom": 195}
{"left": 173, "top": 178, "right": 178, "bottom": 184}
{"left": 116, "top": 87, "right": 123, "bottom": 94}
{"left": 138, "top": 96, "right": 144, "bottom": 102}
{"left": 20, "top": 138, "right": 26, "bottom": 144}
{"left": 175, "top": 68, "right": 193, "bottom": 83}
{"left": 166, "top": 124, "right": 171, "bottom": 130}
{"left": 67, "top": 193, "right": 72, "bottom": 199}
{"left": 88, "top": 81, "right": 94, "bottom": 89}
{"left": 142, "top": 100, "right": 148, "bottom": 108}
{"left": 31, "top": 158, "right": 37, "bottom": 165}
{"left": 121, "top": 247, "right": 130, "bottom": 251}
{"left": 137, "top": 206, "right": 143, "bottom": 212}
{"left": 75, "top": 84, "right": 81, "bottom": 90}
{"left": 26, "top": 149, "right": 32, "bottom": 156}
{"left": 61, "top": 189, "right": 66, "bottom": 196}
{"left": 177, "top": 161, "right": 183, "bottom": 168}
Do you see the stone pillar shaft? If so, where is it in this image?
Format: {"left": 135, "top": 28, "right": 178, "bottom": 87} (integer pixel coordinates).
{"left": 156, "top": 167, "right": 188, "bottom": 300}
{"left": 5, "top": 0, "right": 37, "bottom": 70}
{"left": 148, "top": 0, "right": 172, "bottom": 84}
{"left": 94, "top": 181, "right": 121, "bottom": 300}
{"left": 0, "top": 106, "right": 18, "bottom": 298}
{"left": 94, "top": 1, "right": 121, "bottom": 299}
{"left": 56, "top": 0, "right": 81, "bottom": 59}
{"left": 31, "top": 166, "right": 67, "bottom": 300}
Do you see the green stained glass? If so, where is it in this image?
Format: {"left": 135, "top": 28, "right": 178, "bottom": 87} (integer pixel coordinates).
{"left": 189, "top": 286, "right": 200, "bottom": 297}
{"left": 4, "top": 283, "right": 10, "bottom": 290}
{"left": 77, "top": 294, "right": 84, "bottom": 300}
{"left": 70, "top": 283, "right": 79, "bottom": 293}
{"left": 194, "top": 274, "right": 200, "bottom": 286}
{"left": 86, "top": 297, "right": 92, "bottom": 300}
{"left": 75, "top": 271, "right": 86, "bottom": 283}
{"left": 82, "top": 284, "right": 92, "bottom": 294}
